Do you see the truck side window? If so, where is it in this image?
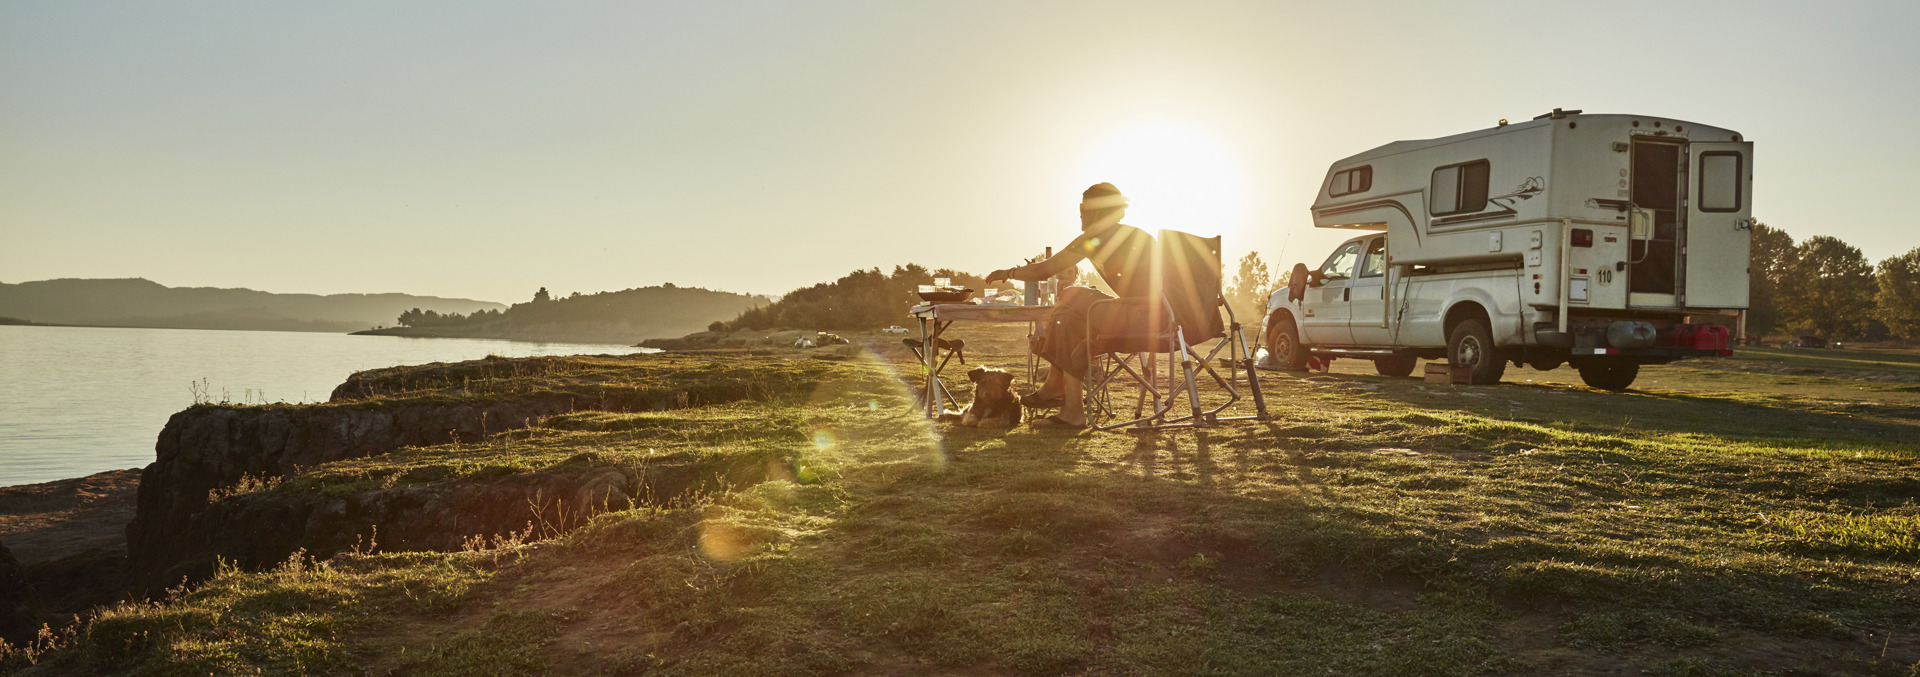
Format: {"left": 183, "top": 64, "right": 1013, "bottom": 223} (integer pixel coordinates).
{"left": 1320, "top": 243, "right": 1361, "bottom": 280}
{"left": 1359, "top": 238, "right": 1386, "bottom": 277}
{"left": 1430, "top": 160, "right": 1490, "bottom": 215}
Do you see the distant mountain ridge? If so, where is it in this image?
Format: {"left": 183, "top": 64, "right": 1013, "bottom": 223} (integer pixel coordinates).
{"left": 360, "top": 284, "right": 772, "bottom": 343}
{"left": 0, "top": 278, "right": 505, "bottom": 333}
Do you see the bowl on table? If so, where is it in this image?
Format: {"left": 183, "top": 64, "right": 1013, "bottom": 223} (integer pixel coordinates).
{"left": 916, "top": 286, "right": 975, "bottom": 303}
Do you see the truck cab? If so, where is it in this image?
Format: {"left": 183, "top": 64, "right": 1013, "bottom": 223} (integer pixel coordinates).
{"left": 1262, "top": 110, "right": 1751, "bottom": 389}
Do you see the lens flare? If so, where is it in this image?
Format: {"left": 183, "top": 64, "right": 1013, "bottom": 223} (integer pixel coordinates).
{"left": 697, "top": 521, "right": 774, "bottom": 562}
{"left": 803, "top": 347, "right": 947, "bottom": 468}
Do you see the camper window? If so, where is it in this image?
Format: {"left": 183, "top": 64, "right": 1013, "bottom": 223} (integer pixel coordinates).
{"left": 1699, "top": 151, "right": 1742, "bottom": 212}
{"left": 1330, "top": 166, "right": 1373, "bottom": 197}
{"left": 1430, "top": 160, "right": 1490, "bottom": 216}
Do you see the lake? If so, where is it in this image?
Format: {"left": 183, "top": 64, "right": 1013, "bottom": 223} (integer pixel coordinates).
{"left": 0, "top": 325, "right": 654, "bottom": 487}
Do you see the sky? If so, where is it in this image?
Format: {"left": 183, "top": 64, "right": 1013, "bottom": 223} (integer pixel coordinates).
{"left": 3, "top": 0, "right": 1917, "bottom": 303}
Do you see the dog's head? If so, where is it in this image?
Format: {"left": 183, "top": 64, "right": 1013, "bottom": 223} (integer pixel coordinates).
{"left": 966, "top": 366, "right": 1016, "bottom": 401}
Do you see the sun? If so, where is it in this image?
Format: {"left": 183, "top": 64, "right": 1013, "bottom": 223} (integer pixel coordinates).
{"left": 1074, "top": 121, "right": 1248, "bottom": 238}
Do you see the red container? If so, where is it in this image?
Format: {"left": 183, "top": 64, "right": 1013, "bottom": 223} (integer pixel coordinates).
{"left": 1691, "top": 325, "right": 1731, "bottom": 355}
{"left": 1661, "top": 324, "right": 1733, "bottom": 355}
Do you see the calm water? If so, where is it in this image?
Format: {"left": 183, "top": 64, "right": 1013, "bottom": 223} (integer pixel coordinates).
{"left": 0, "top": 325, "right": 654, "bottom": 487}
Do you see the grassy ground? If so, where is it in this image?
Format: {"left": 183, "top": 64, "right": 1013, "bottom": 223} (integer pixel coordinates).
{"left": 9, "top": 330, "right": 1919, "bottom": 675}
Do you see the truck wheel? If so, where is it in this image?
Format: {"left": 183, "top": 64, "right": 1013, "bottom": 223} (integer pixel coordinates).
{"left": 1447, "top": 318, "right": 1507, "bottom": 385}
{"left": 1265, "top": 315, "right": 1309, "bottom": 371}
{"left": 1577, "top": 364, "right": 1639, "bottom": 390}
{"left": 1373, "top": 355, "right": 1417, "bottom": 377}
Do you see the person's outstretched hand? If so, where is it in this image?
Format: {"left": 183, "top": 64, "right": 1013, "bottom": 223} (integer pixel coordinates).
{"left": 985, "top": 268, "right": 1013, "bottom": 284}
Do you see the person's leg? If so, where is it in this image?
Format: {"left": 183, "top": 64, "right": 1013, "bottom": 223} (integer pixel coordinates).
{"left": 1033, "top": 365, "right": 1064, "bottom": 399}
{"left": 1029, "top": 286, "right": 1100, "bottom": 401}
{"left": 1056, "top": 369, "right": 1086, "bottom": 425}
{"left": 1030, "top": 285, "right": 1109, "bottom": 425}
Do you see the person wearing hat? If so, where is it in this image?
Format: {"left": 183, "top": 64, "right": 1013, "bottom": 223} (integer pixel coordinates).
{"left": 986, "top": 182, "right": 1155, "bottom": 429}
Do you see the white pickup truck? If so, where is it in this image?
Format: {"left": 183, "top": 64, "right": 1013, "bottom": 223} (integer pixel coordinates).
{"left": 1260, "top": 110, "right": 1751, "bottom": 390}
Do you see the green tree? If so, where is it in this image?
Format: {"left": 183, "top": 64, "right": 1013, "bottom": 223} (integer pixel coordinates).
{"left": 1745, "top": 220, "right": 1795, "bottom": 339}
{"left": 1875, "top": 247, "right": 1920, "bottom": 341}
{"left": 1226, "top": 251, "right": 1276, "bottom": 322}
{"left": 728, "top": 264, "right": 985, "bottom": 331}
{"left": 533, "top": 287, "right": 551, "bottom": 303}
{"left": 1781, "top": 235, "right": 1875, "bottom": 340}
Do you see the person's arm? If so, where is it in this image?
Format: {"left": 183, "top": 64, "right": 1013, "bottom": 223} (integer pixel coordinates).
{"left": 987, "top": 230, "right": 1096, "bottom": 283}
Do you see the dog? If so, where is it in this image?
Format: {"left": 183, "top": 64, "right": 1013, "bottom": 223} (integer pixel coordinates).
{"left": 940, "top": 366, "right": 1023, "bottom": 428}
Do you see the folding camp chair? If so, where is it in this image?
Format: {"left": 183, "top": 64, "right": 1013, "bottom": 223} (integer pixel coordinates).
{"left": 1080, "top": 230, "right": 1270, "bottom": 432}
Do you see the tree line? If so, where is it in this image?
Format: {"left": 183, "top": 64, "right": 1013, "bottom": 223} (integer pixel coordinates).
{"left": 396, "top": 284, "right": 769, "bottom": 330}
{"left": 1220, "top": 222, "right": 1920, "bottom": 343}
{"left": 1748, "top": 222, "right": 1919, "bottom": 341}
{"left": 724, "top": 265, "right": 985, "bottom": 331}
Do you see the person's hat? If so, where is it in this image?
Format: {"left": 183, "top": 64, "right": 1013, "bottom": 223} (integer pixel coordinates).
{"left": 1081, "top": 182, "right": 1127, "bottom": 209}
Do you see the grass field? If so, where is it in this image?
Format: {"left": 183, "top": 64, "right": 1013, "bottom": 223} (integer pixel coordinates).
{"left": 8, "top": 330, "right": 1918, "bottom": 676}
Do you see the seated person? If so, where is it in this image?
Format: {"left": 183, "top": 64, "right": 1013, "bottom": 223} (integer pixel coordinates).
{"left": 985, "top": 182, "right": 1154, "bottom": 429}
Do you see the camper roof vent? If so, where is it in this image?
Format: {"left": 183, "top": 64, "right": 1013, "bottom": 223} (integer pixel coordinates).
{"left": 1533, "top": 108, "right": 1583, "bottom": 120}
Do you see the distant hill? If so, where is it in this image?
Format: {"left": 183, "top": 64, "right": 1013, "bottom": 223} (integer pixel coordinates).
{"left": 359, "top": 284, "right": 772, "bottom": 344}
{"left": 0, "top": 278, "right": 505, "bottom": 333}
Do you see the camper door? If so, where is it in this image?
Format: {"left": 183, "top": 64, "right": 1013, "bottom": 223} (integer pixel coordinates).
{"left": 1683, "top": 141, "right": 1753, "bottom": 308}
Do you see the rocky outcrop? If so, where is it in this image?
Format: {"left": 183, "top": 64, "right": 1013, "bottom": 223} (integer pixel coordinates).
{"left": 0, "top": 541, "right": 35, "bottom": 646}
{"left": 0, "top": 469, "right": 143, "bottom": 636}
{"left": 127, "top": 397, "right": 590, "bottom": 593}
{"left": 135, "top": 450, "right": 787, "bottom": 592}
{"left": 128, "top": 354, "right": 839, "bottom": 595}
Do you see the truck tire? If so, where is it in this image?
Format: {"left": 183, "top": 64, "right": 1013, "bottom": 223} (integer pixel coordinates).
{"left": 1577, "top": 364, "right": 1639, "bottom": 391}
{"left": 1447, "top": 318, "right": 1507, "bottom": 385}
{"left": 1265, "top": 315, "right": 1309, "bottom": 371}
{"left": 1373, "top": 355, "right": 1417, "bottom": 377}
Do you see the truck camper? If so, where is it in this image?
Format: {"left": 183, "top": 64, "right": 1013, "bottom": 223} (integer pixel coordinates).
{"left": 1263, "top": 109, "right": 1752, "bottom": 390}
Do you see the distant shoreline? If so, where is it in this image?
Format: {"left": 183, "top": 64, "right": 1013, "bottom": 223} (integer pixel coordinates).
{"left": 0, "top": 319, "right": 350, "bottom": 333}
{"left": 2, "top": 322, "right": 650, "bottom": 346}
{"left": 351, "top": 326, "right": 669, "bottom": 347}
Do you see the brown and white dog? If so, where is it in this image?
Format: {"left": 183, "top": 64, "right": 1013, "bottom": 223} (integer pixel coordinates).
{"left": 940, "top": 366, "right": 1023, "bottom": 428}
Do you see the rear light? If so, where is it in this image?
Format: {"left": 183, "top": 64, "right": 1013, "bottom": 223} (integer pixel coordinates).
{"left": 1571, "top": 229, "right": 1593, "bottom": 247}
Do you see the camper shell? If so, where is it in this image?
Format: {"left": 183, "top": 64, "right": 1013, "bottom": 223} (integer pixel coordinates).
{"left": 1265, "top": 109, "right": 1752, "bottom": 389}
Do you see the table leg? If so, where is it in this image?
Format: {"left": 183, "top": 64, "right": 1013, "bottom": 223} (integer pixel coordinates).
{"left": 921, "top": 318, "right": 936, "bottom": 418}
{"left": 1026, "top": 321, "right": 1036, "bottom": 386}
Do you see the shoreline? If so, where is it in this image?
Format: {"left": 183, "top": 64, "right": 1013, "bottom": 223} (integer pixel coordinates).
{"left": 350, "top": 326, "right": 669, "bottom": 346}
{"left": 2, "top": 322, "right": 656, "bottom": 347}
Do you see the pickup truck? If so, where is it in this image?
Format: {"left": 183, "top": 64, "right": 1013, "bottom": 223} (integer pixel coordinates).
{"left": 1258, "top": 111, "right": 1750, "bottom": 390}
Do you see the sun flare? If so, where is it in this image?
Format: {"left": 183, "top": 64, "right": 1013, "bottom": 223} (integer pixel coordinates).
{"left": 1075, "top": 121, "right": 1249, "bottom": 238}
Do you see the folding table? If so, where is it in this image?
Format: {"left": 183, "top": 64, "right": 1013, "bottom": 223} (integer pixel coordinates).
{"left": 907, "top": 303, "right": 1052, "bottom": 418}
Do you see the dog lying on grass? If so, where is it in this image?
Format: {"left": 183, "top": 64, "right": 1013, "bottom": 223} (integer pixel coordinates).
{"left": 940, "top": 366, "right": 1023, "bottom": 428}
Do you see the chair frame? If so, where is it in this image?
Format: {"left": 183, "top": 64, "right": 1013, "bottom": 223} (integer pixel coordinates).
{"left": 1080, "top": 232, "right": 1270, "bottom": 433}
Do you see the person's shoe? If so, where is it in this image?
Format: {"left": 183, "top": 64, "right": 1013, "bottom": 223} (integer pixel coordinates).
{"left": 1020, "top": 391, "right": 1064, "bottom": 408}
{"left": 1030, "top": 414, "right": 1086, "bottom": 430}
